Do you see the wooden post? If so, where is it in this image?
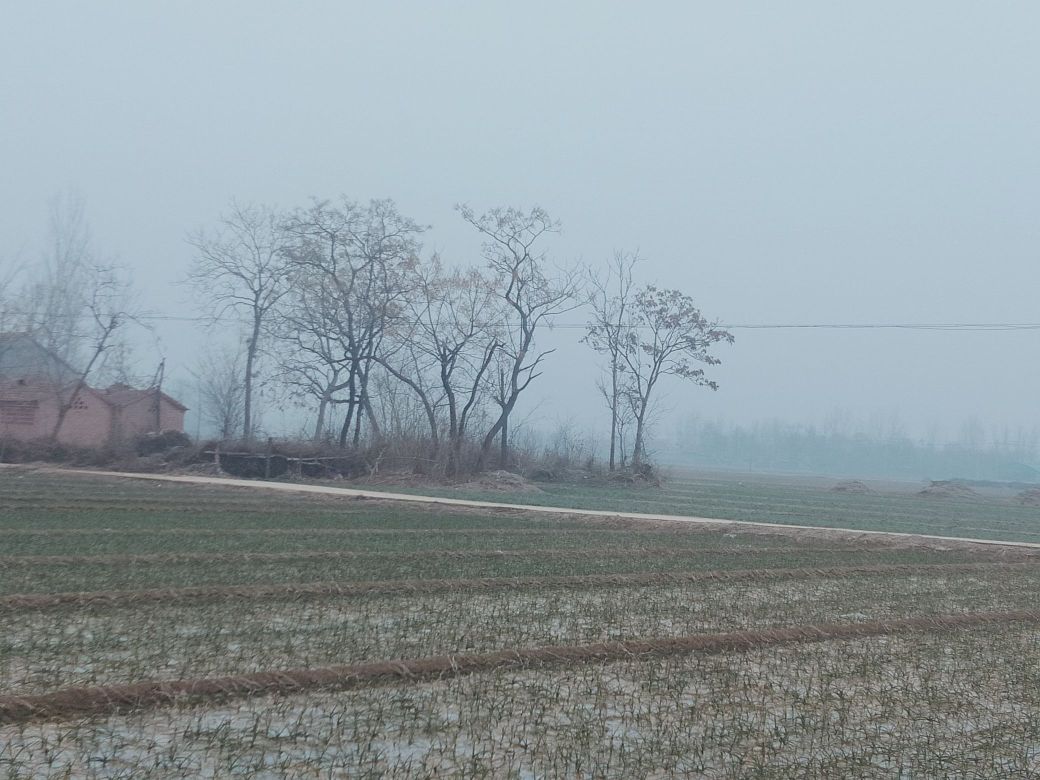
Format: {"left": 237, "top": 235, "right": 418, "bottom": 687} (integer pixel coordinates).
{"left": 264, "top": 437, "right": 273, "bottom": 479}
{"left": 153, "top": 359, "right": 165, "bottom": 433}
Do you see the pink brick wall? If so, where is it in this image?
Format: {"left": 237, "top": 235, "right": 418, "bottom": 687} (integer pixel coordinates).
{"left": 59, "top": 393, "right": 115, "bottom": 446}
{"left": 0, "top": 384, "right": 113, "bottom": 447}
{"left": 0, "top": 382, "right": 186, "bottom": 447}
{"left": 112, "top": 394, "right": 186, "bottom": 440}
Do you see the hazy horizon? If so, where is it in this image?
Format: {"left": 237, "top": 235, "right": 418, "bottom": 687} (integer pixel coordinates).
{"left": 4, "top": 2, "right": 1039, "bottom": 451}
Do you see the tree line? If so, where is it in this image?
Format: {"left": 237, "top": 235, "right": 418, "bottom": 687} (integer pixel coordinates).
{"left": 0, "top": 195, "right": 732, "bottom": 471}
{"left": 186, "top": 197, "right": 734, "bottom": 476}
{"left": 675, "top": 416, "right": 1040, "bottom": 482}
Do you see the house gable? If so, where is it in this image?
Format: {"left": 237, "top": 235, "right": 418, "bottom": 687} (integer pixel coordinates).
{"left": 0, "top": 333, "right": 188, "bottom": 446}
{"left": 0, "top": 333, "right": 80, "bottom": 385}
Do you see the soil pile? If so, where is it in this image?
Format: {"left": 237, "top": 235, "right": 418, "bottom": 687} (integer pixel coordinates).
{"left": 918, "top": 481, "right": 979, "bottom": 499}
{"left": 1015, "top": 488, "right": 1040, "bottom": 506}
{"left": 462, "top": 470, "right": 543, "bottom": 494}
{"left": 831, "top": 480, "right": 872, "bottom": 494}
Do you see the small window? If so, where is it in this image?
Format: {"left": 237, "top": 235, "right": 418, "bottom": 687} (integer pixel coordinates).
{"left": 0, "top": 400, "right": 38, "bottom": 426}
{"left": 70, "top": 397, "right": 88, "bottom": 411}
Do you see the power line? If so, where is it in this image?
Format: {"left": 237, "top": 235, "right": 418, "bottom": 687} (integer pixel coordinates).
{"left": 147, "top": 316, "right": 1040, "bottom": 331}
{"left": 10, "top": 312, "right": 1040, "bottom": 331}
{"left": 722, "top": 323, "right": 1040, "bottom": 332}
{"left": 558, "top": 322, "right": 1040, "bottom": 332}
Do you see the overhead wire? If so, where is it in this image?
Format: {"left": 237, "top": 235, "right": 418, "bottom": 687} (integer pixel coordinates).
{"left": 8, "top": 312, "right": 1040, "bottom": 331}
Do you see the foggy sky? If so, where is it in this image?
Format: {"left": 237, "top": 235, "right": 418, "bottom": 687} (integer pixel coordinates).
{"left": 3, "top": 2, "right": 1040, "bottom": 444}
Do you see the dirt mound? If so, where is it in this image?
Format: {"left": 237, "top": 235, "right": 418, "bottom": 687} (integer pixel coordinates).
{"left": 462, "top": 470, "right": 543, "bottom": 494}
{"left": 918, "top": 481, "right": 979, "bottom": 499}
{"left": 1016, "top": 488, "right": 1040, "bottom": 506}
{"left": 831, "top": 480, "right": 872, "bottom": 494}
{"left": 605, "top": 470, "right": 661, "bottom": 489}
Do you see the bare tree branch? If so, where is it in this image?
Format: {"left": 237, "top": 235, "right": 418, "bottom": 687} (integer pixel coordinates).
{"left": 187, "top": 201, "right": 290, "bottom": 441}
{"left": 457, "top": 204, "right": 582, "bottom": 470}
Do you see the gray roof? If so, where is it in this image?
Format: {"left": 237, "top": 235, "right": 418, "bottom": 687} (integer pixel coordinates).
{"left": 0, "top": 333, "right": 188, "bottom": 411}
{"left": 0, "top": 333, "right": 80, "bottom": 384}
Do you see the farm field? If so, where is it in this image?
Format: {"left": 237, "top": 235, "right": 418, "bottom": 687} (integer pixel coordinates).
{"left": 3, "top": 468, "right": 1040, "bottom": 777}
{"left": 349, "top": 469, "right": 1040, "bottom": 543}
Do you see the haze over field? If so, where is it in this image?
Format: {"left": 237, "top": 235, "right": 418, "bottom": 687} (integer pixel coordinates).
{"left": 6, "top": 9, "right": 1040, "bottom": 770}
{"left": 3, "top": 2, "right": 1039, "bottom": 451}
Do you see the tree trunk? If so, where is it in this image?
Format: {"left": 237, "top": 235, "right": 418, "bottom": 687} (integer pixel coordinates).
{"left": 313, "top": 396, "right": 328, "bottom": 441}
{"left": 50, "top": 327, "right": 114, "bottom": 442}
{"left": 243, "top": 315, "right": 261, "bottom": 442}
{"left": 375, "top": 356, "right": 439, "bottom": 458}
{"left": 352, "top": 402, "right": 363, "bottom": 446}
{"left": 478, "top": 403, "right": 511, "bottom": 472}
{"left": 351, "top": 360, "right": 371, "bottom": 447}
{"left": 608, "top": 412, "right": 618, "bottom": 471}
{"left": 445, "top": 392, "right": 466, "bottom": 478}
{"left": 608, "top": 361, "right": 619, "bottom": 472}
{"left": 448, "top": 435, "right": 463, "bottom": 479}
{"left": 477, "top": 414, "right": 504, "bottom": 472}
{"left": 499, "top": 413, "right": 509, "bottom": 468}
{"left": 361, "top": 389, "right": 381, "bottom": 442}
{"left": 444, "top": 384, "right": 458, "bottom": 441}
{"left": 50, "top": 386, "right": 79, "bottom": 442}
{"left": 338, "top": 412, "right": 351, "bottom": 448}
{"left": 338, "top": 369, "right": 357, "bottom": 448}
{"left": 631, "top": 411, "right": 647, "bottom": 469}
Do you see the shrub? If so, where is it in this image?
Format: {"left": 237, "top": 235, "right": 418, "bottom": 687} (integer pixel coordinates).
{"left": 135, "top": 430, "right": 193, "bottom": 456}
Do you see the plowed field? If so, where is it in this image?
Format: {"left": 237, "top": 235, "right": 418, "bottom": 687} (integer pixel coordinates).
{"left": 2, "top": 468, "right": 1039, "bottom": 777}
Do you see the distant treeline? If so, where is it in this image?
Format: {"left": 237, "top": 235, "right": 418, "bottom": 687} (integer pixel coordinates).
{"left": 672, "top": 418, "right": 1040, "bottom": 482}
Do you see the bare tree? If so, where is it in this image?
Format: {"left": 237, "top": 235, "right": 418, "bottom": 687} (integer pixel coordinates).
{"left": 379, "top": 257, "right": 502, "bottom": 474}
{"left": 458, "top": 205, "right": 581, "bottom": 470}
{"left": 282, "top": 197, "right": 424, "bottom": 448}
{"left": 621, "top": 286, "right": 734, "bottom": 469}
{"left": 0, "top": 256, "right": 26, "bottom": 385}
{"left": 0, "top": 253, "right": 21, "bottom": 333}
{"left": 187, "top": 202, "right": 290, "bottom": 442}
{"left": 18, "top": 195, "right": 141, "bottom": 440}
{"left": 52, "top": 265, "right": 138, "bottom": 439}
{"left": 193, "top": 346, "right": 246, "bottom": 440}
{"left": 23, "top": 194, "right": 95, "bottom": 366}
{"left": 270, "top": 265, "right": 350, "bottom": 440}
{"left": 584, "top": 251, "right": 639, "bottom": 471}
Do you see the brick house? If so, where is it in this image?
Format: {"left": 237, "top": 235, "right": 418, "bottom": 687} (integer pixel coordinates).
{"left": 0, "top": 333, "right": 187, "bottom": 447}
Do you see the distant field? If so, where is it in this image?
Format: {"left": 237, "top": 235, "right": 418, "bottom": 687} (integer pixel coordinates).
{"left": 3, "top": 469, "right": 1040, "bottom": 776}
{"left": 349, "top": 469, "right": 1040, "bottom": 542}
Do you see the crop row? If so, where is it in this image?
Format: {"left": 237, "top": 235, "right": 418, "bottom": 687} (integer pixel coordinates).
{"left": 0, "top": 544, "right": 873, "bottom": 568}
{"left": 1, "top": 561, "right": 1030, "bottom": 612}
{"left": 0, "top": 524, "right": 734, "bottom": 537}
{"left": 0, "top": 527, "right": 725, "bottom": 559}
{"left": 9, "top": 619, "right": 1040, "bottom": 777}
{"left": 0, "top": 546, "right": 989, "bottom": 596}
{"left": 0, "top": 509, "right": 562, "bottom": 533}
{"left": 3, "top": 609, "right": 1039, "bottom": 725}
{"left": 6, "top": 568, "right": 1040, "bottom": 696}
{"left": 0, "top": 528, "right": 898, "bottom": 562}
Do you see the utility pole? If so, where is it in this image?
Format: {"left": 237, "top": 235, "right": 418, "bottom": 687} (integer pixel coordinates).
{"left": 151, "top": 358, "right": 165, "bottom": 433}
